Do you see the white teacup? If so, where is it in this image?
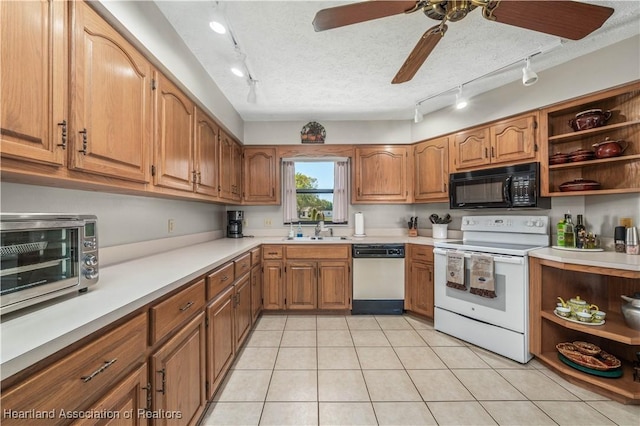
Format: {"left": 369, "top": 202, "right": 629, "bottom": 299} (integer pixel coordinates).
{"left": 576, "top": 311, "right": 593, "bottom": 322}
{"left": 556, "top": 306, "right": 571, "bottom": 318}
{"left": 592, "top": 310, "right": 606, "bottom": 322}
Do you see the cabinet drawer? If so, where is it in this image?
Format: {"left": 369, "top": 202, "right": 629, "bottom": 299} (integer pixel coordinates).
{"left": 207, "top": 263, "right": 235, "bottom": 300}
{"left": 250, "top": 247, "right": 262, "bottom": 267}
{"left": 410, "top": 244, "right": 433, "bottom": 262}
{"left": 1, "top": 313, "right": 147, "bottom": 424}
{"left": 151, "top": 279, "right": 206, "bottom": 344}
{"left": 234, "top": 252, "right": 251, "bottom": 278}
{"left": 262, "top": 245, "right": 283, "bottom": 259}
{"left": 285, "top": 245, "right": 350, "bottom": 259}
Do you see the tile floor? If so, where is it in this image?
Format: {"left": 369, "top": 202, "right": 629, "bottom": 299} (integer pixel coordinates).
{"left": 201, "top": 314, "right": 640, "bottom": 425}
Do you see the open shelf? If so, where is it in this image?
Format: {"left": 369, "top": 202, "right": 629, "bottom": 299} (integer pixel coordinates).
{"left": 541, "top": 310, "right": 640, "bottom": 345}
{"left": 549, "top": 154, "right": 640, "bottom": 170}
{"left": 548, "top": 120, "right": 640, "bottom": 144}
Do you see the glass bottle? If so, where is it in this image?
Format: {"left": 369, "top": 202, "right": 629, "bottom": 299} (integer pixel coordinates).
{"left": 556, "top": 215, "right": 566, "bottom": 247}
{"left": 575, "top": 214, "right": 586, "bottom": 249}
{"left": 564, "top": 213, "right": 575, "bottom": 248}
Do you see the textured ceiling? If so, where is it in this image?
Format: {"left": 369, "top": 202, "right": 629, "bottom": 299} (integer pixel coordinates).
{"left": 154, "top": 1, "right": 640, "bottom": 121}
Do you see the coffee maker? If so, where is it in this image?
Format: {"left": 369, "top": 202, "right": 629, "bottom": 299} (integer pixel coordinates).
{"left": 227, "top": 210, "right": 243, "bottom": 238}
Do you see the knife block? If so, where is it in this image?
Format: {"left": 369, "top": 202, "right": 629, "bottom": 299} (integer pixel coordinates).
{"left": 408, "top": 229, "right": 418, "bottom": 237}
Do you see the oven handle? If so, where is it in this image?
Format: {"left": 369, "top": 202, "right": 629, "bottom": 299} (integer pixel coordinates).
{"left": 433, "top": 248, "right": 524, "bottom": 265}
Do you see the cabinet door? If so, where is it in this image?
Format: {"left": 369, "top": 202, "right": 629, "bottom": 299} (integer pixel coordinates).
{"left": 234, "top": 273, "right": 252, "bottom": 348}
{"left": 233, "top": 141, "right": 243, "bottom": 201}
{"left": 353, "top": 146, "right": 409, "bottom": 202}
{"left": 243, "top": 147, "right": 279, "bottom": 204}
{"left": 194, "top": 108, "right": 219, "bottom": 197}
{"left": 219, "top": 131, "right": 241, "bottom": 202}
{"left": 74, "top": 363, "right": 149, "bottom": 426}
{"left": 414, "top": 137, "right": 449, "bottom": 202}
{"left": 251, "top": 264, "right": 263, "bottom": 323}
{"left": 490, "top": 114, "right": 537, "bottom": 165}
{"left": 153, "top": 72, "right": 195, "bottom": 191}
{"left": 450, "top": 127, "right": 491, "bottom": 171}
{"left": 206, "top": 286, "right": 235, "bottom": 399}
{"left": 318, "top": 261, "right": 351, "bottom": 310}
{"left": 0, "top": 0, "right": 67, "bottom": 166}
{"left": 409, "top": 261, "right": 434, "bottom": 318}
{"left": 285, "top": 261, "right": 317, "bottom": 310}
{"left": 262, "top": 260, "right": 284, "bottom": 310}
{"left": 151, "top": 312, "right": 206, "bottom": 426}
{"left": 70, "top": 2, "right": 152, "bottom": 183}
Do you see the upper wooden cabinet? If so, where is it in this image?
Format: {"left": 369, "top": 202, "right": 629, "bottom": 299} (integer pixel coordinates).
{"left": 194, "top": 108, "right": 220, "bottom": 197}
{"left": 413, "top": 136, "right": 449, "bottom": 203}
{"left": 243, "top": 146, "right": 279, "bottom": 204}
{"left": 70, "top": 1, "right": 152, "bottom": 183}
{"left": 0, "top": 0, "right": 67, "bottom": 167}
{"left": 219, "top": 131, "right": 242, "bottom": 203}
{"left": 450, "top": 113, "right": 538, "bottom": 172}
{"left": 353, "top": 145, "right": 411, "bottom": 203}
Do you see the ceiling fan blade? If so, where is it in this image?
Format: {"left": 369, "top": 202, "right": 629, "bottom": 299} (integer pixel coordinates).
{"left": 392, "top": 25, "right": 447, "bottom": 84}
{"left": 485, "top": 0, "right": 614, "bottom": 40}
{"left": 313, "top": 0, "right": 418, "bottom": 32}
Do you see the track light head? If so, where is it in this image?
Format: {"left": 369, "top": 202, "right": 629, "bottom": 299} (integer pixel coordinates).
{"left": 455, "top": 86, "right": 468, "bottom": 109}
{"left": 414, "top": 105, "right": 424, "bottom": 123}
{"left": 522, "top": 57, "right": 538, "bottom": 86}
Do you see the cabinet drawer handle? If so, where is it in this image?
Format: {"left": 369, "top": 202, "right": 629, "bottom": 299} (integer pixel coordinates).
{"left": 179, "top": 301, "right": 194, "bottom": 312}
{"left": 81, "top": 358, "right": 117, "bottom": 383}
{"left": 157, "top": 368, "right": 166, "bottom": 395}
{"left": 491, "top": 146, "right": 495, "bottom": 158}
{"left": 268, "top": 252, "right": 279, "bottom": 255}
{"left": 221, "top": 275, "right": 229, "bottom": 282}
{"left": 484, "top": 147, "right": 488, "bottom": 158}
{"left": 197, "top": 171, "right": 202, "bottom": 184}
{"left": 57, "top": 120, "right": 67, "bottom": 149}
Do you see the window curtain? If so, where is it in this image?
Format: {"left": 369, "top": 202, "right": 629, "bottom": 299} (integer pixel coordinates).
{"left": 332, "top": 160, "right": 348, "bottom": 223}
{"left": 283, "top": 161, "right": 298, "bottom": 223}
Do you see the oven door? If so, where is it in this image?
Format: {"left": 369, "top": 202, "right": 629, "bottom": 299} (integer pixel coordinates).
{"left": 449, "top": 172, "right": 512, "bottom": 209}
{"left": 433, "top": 248, "right": 527, "bottom": 333}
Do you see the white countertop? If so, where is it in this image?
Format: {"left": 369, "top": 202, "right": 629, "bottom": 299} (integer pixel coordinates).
{"left": 529, "top": 247, "right": 640, "bottom": 272}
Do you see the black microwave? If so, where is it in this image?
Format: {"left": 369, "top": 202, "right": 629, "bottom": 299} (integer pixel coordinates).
{"left": 449, "top": 162, "right": 551, "bottom": 210}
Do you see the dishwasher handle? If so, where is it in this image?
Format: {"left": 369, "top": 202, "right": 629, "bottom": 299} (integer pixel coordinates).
{"left": 433, "top": 248, "right": 524, "bottom": 265}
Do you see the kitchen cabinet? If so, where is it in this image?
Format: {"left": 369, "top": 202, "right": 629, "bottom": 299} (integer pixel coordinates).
{"left": 285, "top": 261, "right": 318, "bottom": 310}
{"left": 250, "top": 247, "right": 263, "bottom": 323}
{"left": 529, "top": 256, "right": 640, "bottom": 404}
{"left": 150, "top": 312, "right": 206, "bottom": 426}
{"left": 70, "top": 1, "right": 152, "bottom": 183}
{"left": 234, "top": 273, "right": 252, "bottom": 348}
{"left": 450, "top": 113, "right": 538, "bottom": 172}
{"left": 243, "top": 146, "right": 280, "bottom": 204}
{"left": 405, "top": 244, "right": 434, "bottom": 319}
{"left": 317, "top": 261, "right": 351, "bottom": 310}
{"left": 153, "top": 71, "right": 195, "bottom": 192}
{"left": 353, "top": 145, "right": 411, "bottom": 203}
{"left": 0, "top": 0, "right": 67, "bottom": 167}
{"left": 219, "top": 131, "right": 242, "bottom": 202}
{"left": 194, "top": 108, "right": 220, "bottom": 197}
{"left": 206, "top": 286, "right": 235, "bottom": 399}
{"left": 540, "top": 81, "right": 640, "bottom": 196}
{"left": 413, "top": 137, "right": 449, "bottom": 203}
{"left": 262, "top": 245, "right": 285, "bottom": 310}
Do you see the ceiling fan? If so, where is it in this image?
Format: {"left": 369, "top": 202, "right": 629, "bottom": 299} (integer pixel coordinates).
{"left": 312, "top": 1, "right": 614, "bottom": 84}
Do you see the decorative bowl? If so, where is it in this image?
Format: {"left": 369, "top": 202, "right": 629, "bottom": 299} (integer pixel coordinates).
{"left": 592, "top": 138, "right": 628, "bottom": 159}
{"left": 559, "top": 179, "right": 601, "bottom": 192}
{"left": 568, "top": 109, "right": 612, "bottom": 131}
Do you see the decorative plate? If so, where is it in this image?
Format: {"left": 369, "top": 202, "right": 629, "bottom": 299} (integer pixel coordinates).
{"left": 558, "top": 354, "right": 623, "bottom": 378}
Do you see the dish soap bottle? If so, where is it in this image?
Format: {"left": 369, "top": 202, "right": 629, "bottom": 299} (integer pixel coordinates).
{"left": 564, "top": 213, "right": 575, "bottom": 248}
{"left": 296, "top": 222, "right": 303, "bottom": 237}
{"left": 557, "top": 215, "right": 566, "bottom": 247}
{"left": 288, "top": 223, "right": 295, "bottom": 239}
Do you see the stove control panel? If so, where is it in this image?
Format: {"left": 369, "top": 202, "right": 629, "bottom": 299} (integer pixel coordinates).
{"left": 461, "top": 215, "right": 549, "bottom": 234}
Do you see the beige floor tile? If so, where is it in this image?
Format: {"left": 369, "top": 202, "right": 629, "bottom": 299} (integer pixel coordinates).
{"left": 260, "top": 402, "right": 318, "bottom": 426}
{"left": 201, "top": 402, "right": 263, "bottom": 426}
{"left": 374, "top": 315, "right": 413, "bottom": 330}
{"left": 498, "top": 369, "right": 580, "bottom": 401}
{"left": 213, "top": 370, "right": 272, "bottom": 401}
{"left": 319, "top": 402, "right": 377, "bottom": 425}
{"left": 317, "top": 329, "right": 354, "bottom": 346}
{"left": 274, "top": 347, "right": 317, "bottom": 370}
{"left": 280, "top": 330, "right": 316, "bottom": 347}
{"left": 253, "top": 315, "right": 287, "bottom": 331}
{"left": 245, "top": 330, "right": 283, "bottom": 347}
{"left": 481, "top": 401, "right": 556, "bottom": 425}
{"left": 284, "top": 315, "right": 317, "bottom": 330}
{"left": 362, "top": 370, "right": 422, "bottom": 402}
{"left": 373, "top": 402, "right": 437, "bottom": 425}
{"left": 453, "top": 369, "right": 526, "bottom": 400}
{"left": 417, "top": 329, "right": 466, "bottom": 346}
{"left": 318, "top": 347, "right": 360, "bottom": 369}
{"left": 346, "top": 316, "right": 381, "bottom": 330}
{"left": 408, "top": 369, "right": 474, "bottom": 401}
{"left": 535, "top": 401, "right": 616, "bottom": 426}
{"left": 351, "top": 330, "right": 391, "bottom": 346}
{"left": 384, "top": 329, "right": 428, "bottom": 346}
{"left": 469, "top": 346, "right": 535, "bottom": 369}
{"left": 316, "top": 316, "right": 349, "bottom": 330}
{"left": 427, "top": 401, "right": 497, "bottom": 425}
{"left": 587, "top": 401, "right": 640, "bottom": 426}
{"left": 539, "top": 368, "right": 610, "bottom": 401}
{"left": 356, "top": 346, "right": 403, "bottom": 369}
{"left": 233, "top": 347, "right": 278, "bottom": 370}
{"left": 318, "top": 370, "right": 370, "bottom": 402}
{"left": 404, "top": 315, "right": 434, "bottom": 330}
{"left": 432, "top": 346, "right": 491, "bottom": 369}
{"left": 266, "top": 370, "right": 317, "bottom": 401}
{"left": 527, "top": 358, "right": 550, "bottom": 370}
{"left": 395, "top": 346, "right": 447, "bottom": 369}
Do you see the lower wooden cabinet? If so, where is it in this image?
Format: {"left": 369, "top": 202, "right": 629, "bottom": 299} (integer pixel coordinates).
{"left": 318, "top": 261, "right": 351, "bottom": 310}
{"left": 234, "top": 273, "right": 252, "bottom": 349}
{"left": 406, "top": 245, "right": 435, "bottom": 319}
{"left": 285, "top": 261, "right": 318, "bottom": 310}
{"left": 250, "top": 263, "right": 263, "bottom": 324}
{"left": 262, "top": 260, "right": 285, "bottom": 310}
{"left": 151, "top": 312, "right": 206, "bottom": 426}
{"left": 205, "top": 286, "right": 235, "bottom": 399}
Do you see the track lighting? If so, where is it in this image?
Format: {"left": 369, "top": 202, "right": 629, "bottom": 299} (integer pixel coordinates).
{"left": 414, "top": 105, "right": 423, "bottom": 123}
{"left": 455, "top": 85, "right": 468, "bottom": 110}
{"left": 522, "top": 57, "right": 538, "bottom": 86}
{"left": 208, "top": 2, "right": 227, "bottom": 34}
{"left": 247, "top": 79, "right": 257, "bottom": 103}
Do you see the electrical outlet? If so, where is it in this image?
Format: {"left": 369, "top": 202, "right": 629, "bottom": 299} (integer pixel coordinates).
{"left": 168, "top": 219, "right": 175, "bottom": 233}
{"left": 243, "top": 219, "right": 248, "bottom": 227}
{"left": 264, "top": 218, "right": 272, "bottom": 227}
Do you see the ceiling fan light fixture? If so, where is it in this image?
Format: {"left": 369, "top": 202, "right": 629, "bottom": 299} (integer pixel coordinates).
{"left": 522, "top": 57, "right": 538, "bottom": 86}
{"left": 455, "top": 86, "right": 468, "bottom": 110}
{"left": 414, "top": 105, "right": 424, "bottom": 123}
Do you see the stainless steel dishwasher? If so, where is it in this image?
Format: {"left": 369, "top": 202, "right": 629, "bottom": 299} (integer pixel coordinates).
{"left": 352, "top": 244, "right": 405, "bottom": 315}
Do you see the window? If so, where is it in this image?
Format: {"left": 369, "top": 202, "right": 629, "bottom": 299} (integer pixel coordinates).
{"left": 283, "top": 160, "right": 348, "bottom": 225}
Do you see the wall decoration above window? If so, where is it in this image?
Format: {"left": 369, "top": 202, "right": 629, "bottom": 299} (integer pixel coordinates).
{"left": 301, "top": 121, "right": 326, "bottom": 144}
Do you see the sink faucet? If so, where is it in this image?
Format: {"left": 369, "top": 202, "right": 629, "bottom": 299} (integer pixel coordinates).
{"left": 315, "top": 223, "right": 321, "bottom": 236}
{"left": 329, "top": 227, "right": 333, "bottom": 237}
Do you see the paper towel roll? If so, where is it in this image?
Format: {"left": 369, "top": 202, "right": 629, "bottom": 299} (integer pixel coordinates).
{"left": 354, "top": 212, "right": 365, "bottom": 236}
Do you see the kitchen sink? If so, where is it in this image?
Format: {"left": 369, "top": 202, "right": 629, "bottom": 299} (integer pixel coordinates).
{"left": 283, "top": 236, "right": 350, "bottom": 242}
